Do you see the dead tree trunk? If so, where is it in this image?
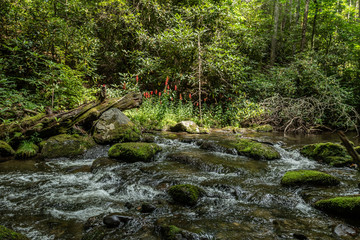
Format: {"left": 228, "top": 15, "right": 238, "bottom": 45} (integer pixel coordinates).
{"left": 0, "top": 92, "right": 142, "bottom": 143}
{"left": 337, "top": 130, "right": 360, "bottom": 167}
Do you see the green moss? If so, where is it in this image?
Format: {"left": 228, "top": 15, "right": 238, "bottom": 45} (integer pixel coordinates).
{"left": 108, "top": 142, "right": 162, "bottom": 162}
{"left": 281, "top": 170, "right": 340, "bottom": 187}
{"left": 314, "top": 196, "right": 360, "bottom": 218}
{"left": 235, "top": 139, "right": 280, "bottom": 160}
{"left": 93, "top": 122, "right": 140, "bottom": 144}
{"left": 0, "top": 140, "right": 15, "bottom": 157}
{"left": 168, "top": 184, "right": 204, "bottom": 206}
{"left": 253, "top": 124, "right": 273, "bottom": 132}
{"left": 300, "top": 142, "right": 353, "bottom": 167}
{"left": 0, "top": 225, "right": 29, "bottom": 240}
{"left": 15, "top": 141, "right": 39, "bottom": 159}
{"left": 41, "top": 134, "right": 95, "bottom": 158}
{"left": 161, "top": 225, "right": 182, "bottom": 240}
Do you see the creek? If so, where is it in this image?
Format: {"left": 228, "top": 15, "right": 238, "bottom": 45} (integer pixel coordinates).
{"left": 1, "top": 130, "right": 360, "bottom": 239}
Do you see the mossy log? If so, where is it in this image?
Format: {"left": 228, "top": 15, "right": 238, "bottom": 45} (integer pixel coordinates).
{"left": 0, "top": 92, "right": 142, "bottom": 143}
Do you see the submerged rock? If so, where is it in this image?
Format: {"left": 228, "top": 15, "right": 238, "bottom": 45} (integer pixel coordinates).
{"left": 168, "top": 184, "right": 204, "bottom": 206}
{"left": 300, "top": 142, "right": 353, "bottom": 167}
{"left": 334, "top": 224, "right": 357, "bottom": 238}
{"left": 170, "top": 121, "right": 200, "bottom": 134}
{"left": 314, "top": 196, "right": 360, "bottom": 218}
{"left": 15, "top": 141, "right": 39, "bottom": 159}
{"left": 0, "top": 225, "right": 29, "bottom": 240}
{"left": 140, "top": 203, "right": 156, "bottom": 213}
{"left": 0, "top": 140, "right": 15, "bottom": 157}
{"left": 199, "top": 141, "right": 237, "bottom": 155}
{"left": 281, "top": 170, "right": 340, "bottom": 187}
{"left": 91, "top": 157, "right": 118, "bottom": 172}
{"left": 108, "top": 142, "right": 162, "bottom": 162}
{"left": 158, "top": 224, "right": 202, "bottom": 240}
{"left": 41, "top": 134, "right": 95, "bottom": 158}
{"left": 235, "top": 139, "right": 280, "bottom": 160}
{"left": 93, "top": 108, "right": 140, "bottom": 144}
{"left": 103, "top": 214, "right": 131, "bottom": 228}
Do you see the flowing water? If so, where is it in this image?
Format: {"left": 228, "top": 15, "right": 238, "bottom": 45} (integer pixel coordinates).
{"left": 1, "top": 130, "right": 360, "bottom": 239}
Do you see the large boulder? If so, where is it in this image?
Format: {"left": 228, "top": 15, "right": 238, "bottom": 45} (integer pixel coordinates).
{"left": 170, "top": 121, "right": 200, "bottom": 134}
{"left": 314, "top": 196, "right": 360, "bottom": 218}
{"left": 41, "top": 134, "right": 95, "bottom": 158}
{"left": 15, "top": 141, "right": 39, "bottom": 159}
{"left": 281, "top": 170, "right": 340, "bottom": 187}
{"left": 93, "top": 108, "right": 140, "bottom": 144}
{"left": 235, "top": 139, "right": 280, "bottom": 160}
{"left": 0, "top": 140, "right": 15, "bottom": 157}
{"left": 167, "top": 184, "right": 205, "bottom": 206}
{"left": 0, "top": 225, "right": 29, "bottom": 240}
{"left": 300, "top": 142, "right": 353, "bottom": 167}
{"left": 108, "top": 142, "right": 162, "bottom": 162}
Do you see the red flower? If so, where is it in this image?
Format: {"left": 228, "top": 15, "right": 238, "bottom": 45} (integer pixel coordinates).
{"left": 165, "top": 76, "right": 169, "bottom": 86}
{"left": 102, "top": 84, "right": 106, "bottom": 87}
{"left": 196, "top": 102, "right": 199, "bottom": 106}
{"left": 204, "top": 98, "right": 207, "bottom": 102}
{"left": 143, "top": 93, "right": 146, "bottom": 97}
{"left": 171, "top": 97, "right": 173, "bottom": 101}
{"left": 136, "top": 75, "right": 139, "bottom": 84}
{"left": 189, "top": 93, "right": 191, "bottom": 99}
{"left": 159, "top": 92, "right": 162, "bottom": 97}
{"left": 155, "top": 89, "right": 158, "bottom": 95}
{"left": 123, "top": 83, "right": 126, "bottom": 89}
{"left": 180, "top": 94, "right": 182, "bottom": 100}
{"left": 150, "top": 91, "right": 153, "bottom": 95}
{"left": 167, "top": 85, "right": 169, "bottom": 90}
{"left": 174, "top": 85, "right": 177, "bottom": 91}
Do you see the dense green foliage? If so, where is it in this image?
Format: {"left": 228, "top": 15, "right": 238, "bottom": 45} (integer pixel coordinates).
{"left": 1, "top": 0, "right": 360, "bottom": 131}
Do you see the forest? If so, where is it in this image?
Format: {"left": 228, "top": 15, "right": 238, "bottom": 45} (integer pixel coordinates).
{"left": 1, "top": 0, "right": 360, "bottom": 132}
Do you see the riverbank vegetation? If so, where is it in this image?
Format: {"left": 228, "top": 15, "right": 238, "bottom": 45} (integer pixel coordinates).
{"left": 1, "top": 0, "right": 360, "bottom": 133}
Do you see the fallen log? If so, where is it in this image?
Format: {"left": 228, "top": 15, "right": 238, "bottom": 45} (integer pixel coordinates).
{"left": 0, "top": 92, "right": 142, "bottom": 143}
{"left": 337, "top": 130, "right": 360, "bottom": 168}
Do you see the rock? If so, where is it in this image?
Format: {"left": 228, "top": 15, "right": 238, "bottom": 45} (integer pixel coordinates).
{"left": 293, "top": 233, "right": 308, "bottom": 240}
{"left": 91, "top": 157, "right": 118, "bottom": 172}
{"left": 93, "top": 108, "right": 140, "bottom": 144}
{"left": 199, "top": 141, "right": 237, "bottom": 155}
{"left": 334, "top": 224, "right": 357, "bottom": 237}
{"left": 0, "top": 225, "right": 29, "bottom": 240}
{"left": 314, "top": 196, "right": 360, "bottom": 218}
{"left": 81, "top": 226, "right": 106, "bottom": 240}
{"left": 41, "top": 134, "right": 95, "bottom": 158}
{"left": 253, "top": 124, "right": 273, "bottom": 132}
{"left": 158, "top": 224, "right": 202, "bottom": 240}
{"left": 108, "top": 142, "right": 162, "bottom": 162}
{"left": 280, "top": 170, "right": 340, "bottom": 187}
{"left": 15, "top": 141, "right": 39, "bottom": 159}
{"left": 0, "top": 140, "right": 15, "bottom": 157}
{"left": 140, "top": 203, "right": 156, "bottom": 213}
{"left": 103, "top": 215, "right": 121, "bottom": 228}
{"left": 235, "top": 139, "right": 280, "bottom": 160}
{"left": 170, "top": 121, "right": 200, "bottom": 134}
{"left": 300, "top": 142, "right": 353, "bottom": 167}
{"left": 168, "top": 184, "right": 204, "bottom": 206}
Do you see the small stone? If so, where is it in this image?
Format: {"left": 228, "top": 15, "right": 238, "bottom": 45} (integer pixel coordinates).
{"left": 103, "top": 215, "right": 121, "bottom": 228}
{"left": 140, "top": 203, "right": 156, "bottom": 213}
{"left": 125, "top": 202, "right": 133, "bottom": 209}
{"left": 293, "top": 233, "right": 308, "bottom": 240}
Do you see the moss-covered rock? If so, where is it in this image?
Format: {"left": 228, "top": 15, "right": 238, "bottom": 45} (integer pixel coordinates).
{"left": 170, "top": 121, "right": 200, "bottom": 134}
{"left": 108, "top": 142, "right": 162, "bottom": 162}
{"left": 168, "top": 184, "right": 204, "bottom": 206}
{"left": 281, "top": 170, "right": 340, "bottom": 187}
{"left": 0, "top": 140, "right": 15, "bottom": 157}
{"left": 0, "top": 225, "right": 29, "bottom": 240}
{"left": 253, "top": 124, "right": 273, "bottom": 132}
{"left": 93, "top": 108, "right": 140, "bottom": 144}
{"left": 15, "top": 141, "right": 39, "bottom": 159}
{"left": 41, "top": 134, "right": 95, "bottom": 158}
{"left": 235, "top": 139, "right": 280, "bottom": 160}
{"left": 314, "top": 196, "right": 360, "bottom": 218}
{"left": 159, "top": 225, "right": 182, "bottom": 240}
{"left": 300, "top": 142, "right": 353, "bottom": 167}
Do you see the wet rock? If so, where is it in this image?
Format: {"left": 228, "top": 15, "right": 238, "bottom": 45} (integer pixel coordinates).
{"left": 235, "top": 139, "right": 280, "bottom": 160}
{"left": 93, "top": 108, "right": 140, "bottom": 144}
{"left": 0, "top": 225, "right": 29, "bottom": 240}
{"left": 168, "top": 184, "right": 205, "bottom": 206}
{"left": 15, "top": 141, "right": 39, "bottom": 159}
{"left": 141, "top": 134, "right": 156, "bottom": 143}
{"left": 66, "top": 165, "right": 91, "bottom": 173}
{"left": 334, "top": 224, "right": 357, "bottom": 237}
{"left": 140, "top": 203, "right": 156, "bottom": 213}
{"left": 103, "top": 214, "right": 132, "bottom": 228}
{"left": 300, "top": 142, "right": 353, "bottom": 167}
{"left": 253, "top": 124, "right": 273, "bottom": 132}
{"left": 125, "top": 202, "right": 134, "bottom": 209}
{"left": 199, "top": 141, "right": 237, "bottom": 155}
{"left": 158, "top": 224, "right": 204, "bottom": 240}
{"left": 81, "top": 226, "right": 106, "bottom": 240}
{"left": 281, "top": 170, "right": 340, "bottom": 187}
{"left": 41, "top": 134, "right": 95, "bottom": 158}
{"left": 0, "top": 140, "right": 15, "bottom": 157}
{"left": 314, "top": 196, "right": 360, "bottom": 218}
{"left": 108, "top": 142, "right": 162, "bottom": 162}
{"left": 170, "top": 121, "right": 200, "bottom": 134}
{"left": 91, "top": 157, "right": 118, "bottom": 172}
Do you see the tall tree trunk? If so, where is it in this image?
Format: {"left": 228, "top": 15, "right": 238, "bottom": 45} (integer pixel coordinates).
{"left": 271, "top": 0, "right": 280, "bottom": 65}
{"left": 300, "top": 0, "right": 310, "bottom": 52}
{"left": 198, "top": 32, "right": 202, "bottom": 122}
{"left": 293, "top": 0, "right": 301, "bottom": 54}
{"left": 311, "top": 0, "right": 319, "bottom": 50}
{"left": 358, "top": 0, "right": 360, "bottom": 19}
